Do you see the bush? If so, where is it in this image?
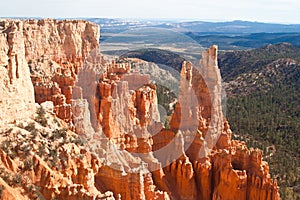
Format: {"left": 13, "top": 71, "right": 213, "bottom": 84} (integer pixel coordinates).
{"left": 37, "top": 146, "right": 46, "bottom": 157}
{"left": 20, "top": 144, "right": 32, "bottom": 155}
{"left": 52, "top": 128, "right": 68, "bottom": 140}
{"left": 25, "top": 122, "right": 36, "bottom": 132}
{"left": 23, "top": 158, "right": 34, "bottom": 171}
{"left": 0, "top": 140, "right": 10, "bottom": 154}
{"left": 0, "top": 168, "right": 9, "bottom": 183}
{"left": 28, "top": 185, "right": 45, "bottom": 200}
{"left": 72, "top": 137, "right": 84, "bottom": 146}
{"left": 49, "top": 149, "right": 58, "bottom": 158}
{"left": 8, "top": 149, "right": 17, "bottom": 160}
{"left": 0, "top": 185, "right": 4, "bottom": 197}
{"left": 53, "top": 118, "right": 61, "bottom": 127}
{"left": 34, "top": 186, "right": 46, "bottom": 200}
{"left": 36, "top": 107, "right": 47, "bottom": 127}
{"left": 12, "top": 174, "right": 22, "bottom": 186}
{"left": 31, "top": 129, "right": 38, "bottom": 139}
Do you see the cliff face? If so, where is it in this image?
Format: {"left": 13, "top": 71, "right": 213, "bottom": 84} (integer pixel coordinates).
{"left": 1, "top": 18, "right": 100, "bottom": 130}
{"left": 23, "top": 19, "right": 99, "bottom": 60}
{"left": 0, "top": 20, "right": 35, "bottom": 127}
{"left": 0, "top": 19, "right": 279, "bottom": 200}
{"left": 24, "top": 19, "right": 100, "bottom": 127}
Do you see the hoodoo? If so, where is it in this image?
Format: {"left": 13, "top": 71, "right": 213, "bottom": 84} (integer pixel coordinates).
{"left": 0, "top": 19, "right": 279, "bottom": 200}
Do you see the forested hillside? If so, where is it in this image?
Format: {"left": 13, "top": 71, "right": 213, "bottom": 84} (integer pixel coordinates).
{"left": 219, "top": 43, "right": 300, "bottom": 199}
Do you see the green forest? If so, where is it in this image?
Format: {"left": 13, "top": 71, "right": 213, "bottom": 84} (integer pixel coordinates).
{"left": 227, "top": 83, "right": 300, "bottom": 199}
{"left": 220, "top": 43, "right": 300, "bottom": 199}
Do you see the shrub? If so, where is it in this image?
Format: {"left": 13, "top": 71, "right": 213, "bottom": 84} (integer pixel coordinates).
{"left": 72, "top": 137, "right": 84, "bottom": 146}
{"left": 8, "top": 149, "right": 17, "bottom": 160}
{"left": 37, "top": 146, "right": 46, "bottom": 157}
{"left": 52, "top": 128, "right": 68, "bottom": 140}
{"left": 20, "top": 144, "right": 32, "bottom": 155}
{"left": 28, "top": 184, "right": 34, "bottom": 192}
{"left": 31, "top": 129, "right": 38, "bottom": 139}
{"left": 0, "top": 185, "right": 4, "bottom": 197}
{"left": 0, "top": 168, "right": 5, "bottom": 175}
{"left": 25, "top": 122, "right": 36, "bottom": 132}
{"left": 0, "top": 168, "right": 10, "bottom": 187}
{"left": 49, "top": 149, "right": 58, "bottom": 158}
{"left": 0, "top": 140, "right": 10, "bottom": 154}
{"left": 34, "top": 186, "right": 46, "bottom": 200}
{"left": 36, "top": 107, "right": 47, "bottom": 127}
{"left": 17, "top": 123, "right": 25, "bottom": 129}
{"left": 53, "top": 118, "right": 61, "bottom": 127}
{"left": 12, "top": 174, "right": 22, "bottom": 186}
{"left": 23, "top": 158, "right": 34, "bottom": 171}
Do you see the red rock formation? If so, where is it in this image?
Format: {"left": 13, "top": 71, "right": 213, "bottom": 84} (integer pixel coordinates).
{"left": 0, "top": 20, "right": 35, "bottom": 126}
{"left": 0, "top": 18, "right": 280, "bottom": 200}
{"left": 0, "top": 149, "right": 18, "bottom": 172}
{"left": 95, "top": 60, "right": 160, "bottom": 142}
{"left": 22, "top": 19, "right": 100, "bottom": 126}
{"left": 0, "top": 178, "right": 29, "bottom": 200}
{"left": 30, "top": 147, "right": 115, "bottom": 199}
{"left": 193, "top": 157, "right": 212, "bottom": 200}
{"left": 96, "top": 165, "right": 168, "bottom": 200}
{"left": 151, "top": 46, "right": 279, "bottom": 200}
{"left": 88, "top": 45, "right": 279, "bottom": 200}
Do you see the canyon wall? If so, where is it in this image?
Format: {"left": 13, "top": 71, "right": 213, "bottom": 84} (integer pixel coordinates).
{"left": 0, "top": 18, "right": 100, "bottom": 129}
{"left": 0, "top": 19, "right": 280, "bottom": 200}
{"left": 24, "top": 19, "right": 100, "bottom": 128}
{"left": 0, "top": 20, "right": 35, "bottom": 126}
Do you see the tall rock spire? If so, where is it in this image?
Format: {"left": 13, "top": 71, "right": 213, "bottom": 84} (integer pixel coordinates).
{"left": 198, "top": 45, "right": 224, "bottom": 151}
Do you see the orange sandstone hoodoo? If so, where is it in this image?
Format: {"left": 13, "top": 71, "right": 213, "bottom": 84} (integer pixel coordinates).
{"left": 0, "top": 19, "right": 279, "bottom": 200}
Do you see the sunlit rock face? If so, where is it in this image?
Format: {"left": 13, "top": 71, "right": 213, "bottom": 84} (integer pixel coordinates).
{"left": 0, "top": 19, "right": 279, "bottom": 200}
{"left": 0, "top": 20, "right": 35, "bottom": 126}
{"left": 152, "top": 46, "right": 279, "bottom": 200}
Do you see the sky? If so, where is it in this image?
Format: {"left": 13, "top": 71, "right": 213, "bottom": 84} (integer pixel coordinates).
{"left": 1, "top": 0, "right": 300, "bottom": 24}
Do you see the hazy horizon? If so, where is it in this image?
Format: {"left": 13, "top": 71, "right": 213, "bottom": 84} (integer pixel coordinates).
{"left": 1, "top": 17, "right": 299, "bottom": 25}
{"left": 1, "top": 0, "right": 300, "bottom": 24}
